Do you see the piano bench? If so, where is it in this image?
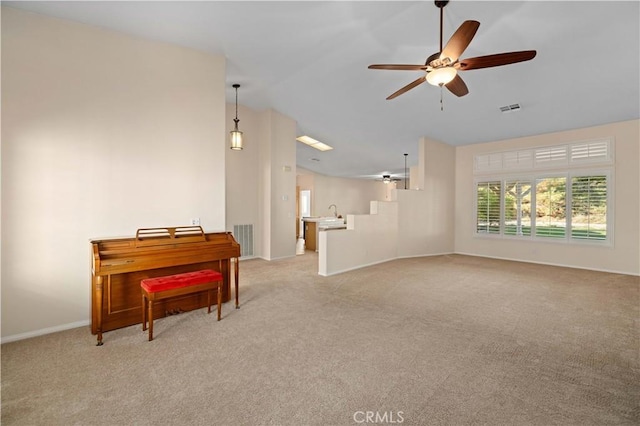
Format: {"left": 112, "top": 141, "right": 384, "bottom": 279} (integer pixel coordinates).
{"left": 140, "top": 269, "right": 223, "bottom": 341}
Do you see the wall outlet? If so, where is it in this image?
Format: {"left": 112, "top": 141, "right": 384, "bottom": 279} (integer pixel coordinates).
{"left": 190, "top": 218, "right": 200, "bottom": 226}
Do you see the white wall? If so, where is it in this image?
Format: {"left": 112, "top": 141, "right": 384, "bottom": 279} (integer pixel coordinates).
{"left": 226, "top": 103, "right": 261, "bottom": 257}
{"left": 455, "top": 119, "right": 640, "bottom": 275}
{"left": 296, "top": 167, "right": 388, "bottom": 217}
{"left": 319, "top": 201, "right": 398, "bottom": 276}
{"left": 318, "top": 137, "right": 456, "bottom": 275}
{"left": 259, "top": 110, "right": 297, "bottom": 260}
{"left": 397, "top": 137, "right": 455, "bottom": 257}
{"left": 1, "top": 8, "right": 227, "bottom": 339}
{"left": 225, "top": 103, "right": 298, "bottom": 261}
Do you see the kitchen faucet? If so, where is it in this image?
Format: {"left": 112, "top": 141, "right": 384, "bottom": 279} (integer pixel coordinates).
{"left": 328, "top": 204, "right": 337, "bottom": 217}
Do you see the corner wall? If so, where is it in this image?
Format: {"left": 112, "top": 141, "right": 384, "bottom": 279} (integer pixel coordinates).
{"left": 259, "top": 110, "right": 297, "bottom": 260}
{"left": 225, "top": 103, "right": 262, "bottom": 257}
{"left": 319, "top": 201, "right": 398, "bottom": 276}
{"left": 397, "top": 137, "right": 455, "bottom": 257}
{"left": 454, "top": 119, "right": 640, "bottom": 275}
{"left": 319, "top": 137, "right": 456, "bottom": 275}
{"left": 1, "top": 8, "right": 227, "bottom": 339}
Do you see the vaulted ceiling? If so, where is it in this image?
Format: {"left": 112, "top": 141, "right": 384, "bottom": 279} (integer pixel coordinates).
{"left": 5, "top": 1, "right": 639, "bottom": 179}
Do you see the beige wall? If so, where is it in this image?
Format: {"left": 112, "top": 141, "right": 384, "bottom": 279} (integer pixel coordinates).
{"left": 259, "top": 110, "right": 297, "bottom": 260}
{"left": 319, "top": 137, "right": 456, "bottom": 274}
{"left": 225, "top": 104, "right": 297, "bottom": 261}
{"left": 296, "top": 167, "right": 388, "bottom": 218}
{"left": 225, "top": 103, "right": 261, "bottom": 256}
{"left": 319, "top": 201, "right": 399, "bottom": 276}
{"left": 454, "top": 119, "right": 640, "bottom": 275}
{"left": 397, "top": 137, "right": 456, "bottom": 257}
{"left": 1, "top": 8, "right": 227, "bottom": 339}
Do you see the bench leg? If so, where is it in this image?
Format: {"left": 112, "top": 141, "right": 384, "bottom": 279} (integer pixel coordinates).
{"left": 142, "top": 294, "right": 147, "bottom": 331}
{"left": 217, "top": 282, "right": 222, "bottom": 321}
{"left": 148, "top": 299, "right": 154, "bottom": 341}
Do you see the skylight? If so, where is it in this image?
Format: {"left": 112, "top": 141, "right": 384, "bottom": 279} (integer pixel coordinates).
{"left": 296, "top": 135, "right": 333, "bottom": 151}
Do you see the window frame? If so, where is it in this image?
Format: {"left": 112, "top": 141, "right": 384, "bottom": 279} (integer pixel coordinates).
{"left": 474, "top": 169, "right": 613, "bottom": 246}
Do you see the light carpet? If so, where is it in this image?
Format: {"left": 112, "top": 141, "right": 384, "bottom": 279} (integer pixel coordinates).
{"left": 1, "top": 254, "right": 638, "bottom": 425}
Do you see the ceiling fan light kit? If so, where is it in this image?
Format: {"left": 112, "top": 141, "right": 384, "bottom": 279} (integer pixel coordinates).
{"left": 368, "top": 0, "right": 537, "bottom": 102}
{"left": 426, "top": 67, "right": 457, "bottom": 86}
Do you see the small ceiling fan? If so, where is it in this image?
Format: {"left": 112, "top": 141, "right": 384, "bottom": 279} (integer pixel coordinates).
{"left": 378, "top": 174, "right": 402, "bottom": 184}
{"left": 368, "top": 0, "right": 536, "bottom": 100}
{"left": 367, "top": 154, "right": 410, "bottom": 188}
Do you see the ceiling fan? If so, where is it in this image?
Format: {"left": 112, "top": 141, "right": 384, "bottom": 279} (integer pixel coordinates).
{"left": 378, "top": 174, "right": 402, "bottom": 184}
{"left": 368, "top": 0, "right": 536, "bottom": 100}
{"left": 371, "top": 154, "right": 409, "bottom": 188}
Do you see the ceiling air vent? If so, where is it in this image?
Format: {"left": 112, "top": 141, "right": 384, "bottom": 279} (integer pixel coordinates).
{"left": 500, "top": 103, "right": 521, "bottom": 113}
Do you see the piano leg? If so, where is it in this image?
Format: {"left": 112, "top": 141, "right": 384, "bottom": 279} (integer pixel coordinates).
{"left": 235, "top": 257, "right": 240, "bottom": 309}
{"left": 95, "top": 275, "right": 104, "bottom": 346}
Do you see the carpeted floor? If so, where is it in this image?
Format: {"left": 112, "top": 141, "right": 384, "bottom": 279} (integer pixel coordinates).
{"left": 1, "top": 253, "right": 639, "bottom": 425}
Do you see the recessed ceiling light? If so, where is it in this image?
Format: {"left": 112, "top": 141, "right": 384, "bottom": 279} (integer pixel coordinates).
{"left": 296, "top": 135, "right": 333, "bottom": 151}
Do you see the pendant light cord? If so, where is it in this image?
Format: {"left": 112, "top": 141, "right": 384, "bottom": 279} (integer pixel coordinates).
{"left": 233, "top": 84, "right": 240, "bottom": 129}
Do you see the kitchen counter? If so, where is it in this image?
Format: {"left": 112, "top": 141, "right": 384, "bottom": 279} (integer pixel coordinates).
{"left": 302, "top": 217, "right": 346, "bottom": 251}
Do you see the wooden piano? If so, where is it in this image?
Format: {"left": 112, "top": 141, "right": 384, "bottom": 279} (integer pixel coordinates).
{"left": 91, "top": 226, "right": 240, "bottom": 345}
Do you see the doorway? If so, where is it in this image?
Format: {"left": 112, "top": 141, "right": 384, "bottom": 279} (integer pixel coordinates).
{"left": 299, "top": 189, "right": 311, "bottom": 238}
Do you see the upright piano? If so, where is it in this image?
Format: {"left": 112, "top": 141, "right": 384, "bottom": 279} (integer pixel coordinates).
{"left": 91, "top": 226, "right": 240, "bottom": 345}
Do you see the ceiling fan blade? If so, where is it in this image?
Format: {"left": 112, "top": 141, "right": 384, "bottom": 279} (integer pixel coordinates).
{"left": 456, "top": 50, "right": 537, "bottom": 71}
{"left": 386, "top": 76, "right": 426, "bottom": 100}
{"left": 441, "top": 20, "right": 480, "bottom": 63}
{"left": 369, "top": 64, "right": 428, "bottom": 71}
{"left": 445, "top": 74, "right": 469, "bottom": 97}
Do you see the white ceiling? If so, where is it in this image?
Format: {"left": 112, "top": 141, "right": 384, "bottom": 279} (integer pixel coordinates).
{"left": 5, "top": 1, "right": 639, "bottom": 179}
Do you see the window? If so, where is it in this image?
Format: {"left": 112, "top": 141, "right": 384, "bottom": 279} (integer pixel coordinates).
{"left": 571, "top": 175, "right": 607, "bottom": 240}
{"left": 475, "top": 173, "right": 610, "bottom": 244}
{"left": 535, "top": 146, "right": 568, "bottom": 168}
{"left": 535, "top": 177, "right": 566, "bottom": 238}
{"left": 476, "top": 181, "right": 501, "bottom": 234}
{"left": 473, "top": 139, "right": 612, "bottom": 245}
{"left": 473, "top": 138, "right": 612, "bottom": 173}
{"left": 504, "top": 180, "right": 532, "bottom": 236}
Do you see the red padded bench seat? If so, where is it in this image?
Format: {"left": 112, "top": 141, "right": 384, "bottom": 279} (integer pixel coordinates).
{"left": 141, "top": 269, "right": 223, "bottom": 341}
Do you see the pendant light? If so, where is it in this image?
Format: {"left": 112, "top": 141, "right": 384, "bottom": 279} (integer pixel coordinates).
{"left": 230, "top": 84, "right": 243, "bottom": 150}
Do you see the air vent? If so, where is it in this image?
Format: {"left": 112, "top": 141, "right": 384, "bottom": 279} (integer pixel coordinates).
{"left": 233, "top": 224, "right": 254, "bottom": 258}
{"left": 499, "top": 103, "right": 521, "bottom": 113}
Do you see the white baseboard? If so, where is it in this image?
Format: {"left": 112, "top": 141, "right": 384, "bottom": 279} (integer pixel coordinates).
{"left": 1, "top": 320, "right": 89, "bottom": 345}
{"left": 320, "top": 252, "right": 458, "bottom": 277}
{"left": 319, "top": 257, "right": 397, "bottom": 277}
{"left": 454, "top": 251, "right": 640, "bottom": 276}
{"left": 259, "top": 254, "right": 296, "bottom": 262}
{"left": 397, "top": 251, "right": 455, "bottom": 260}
